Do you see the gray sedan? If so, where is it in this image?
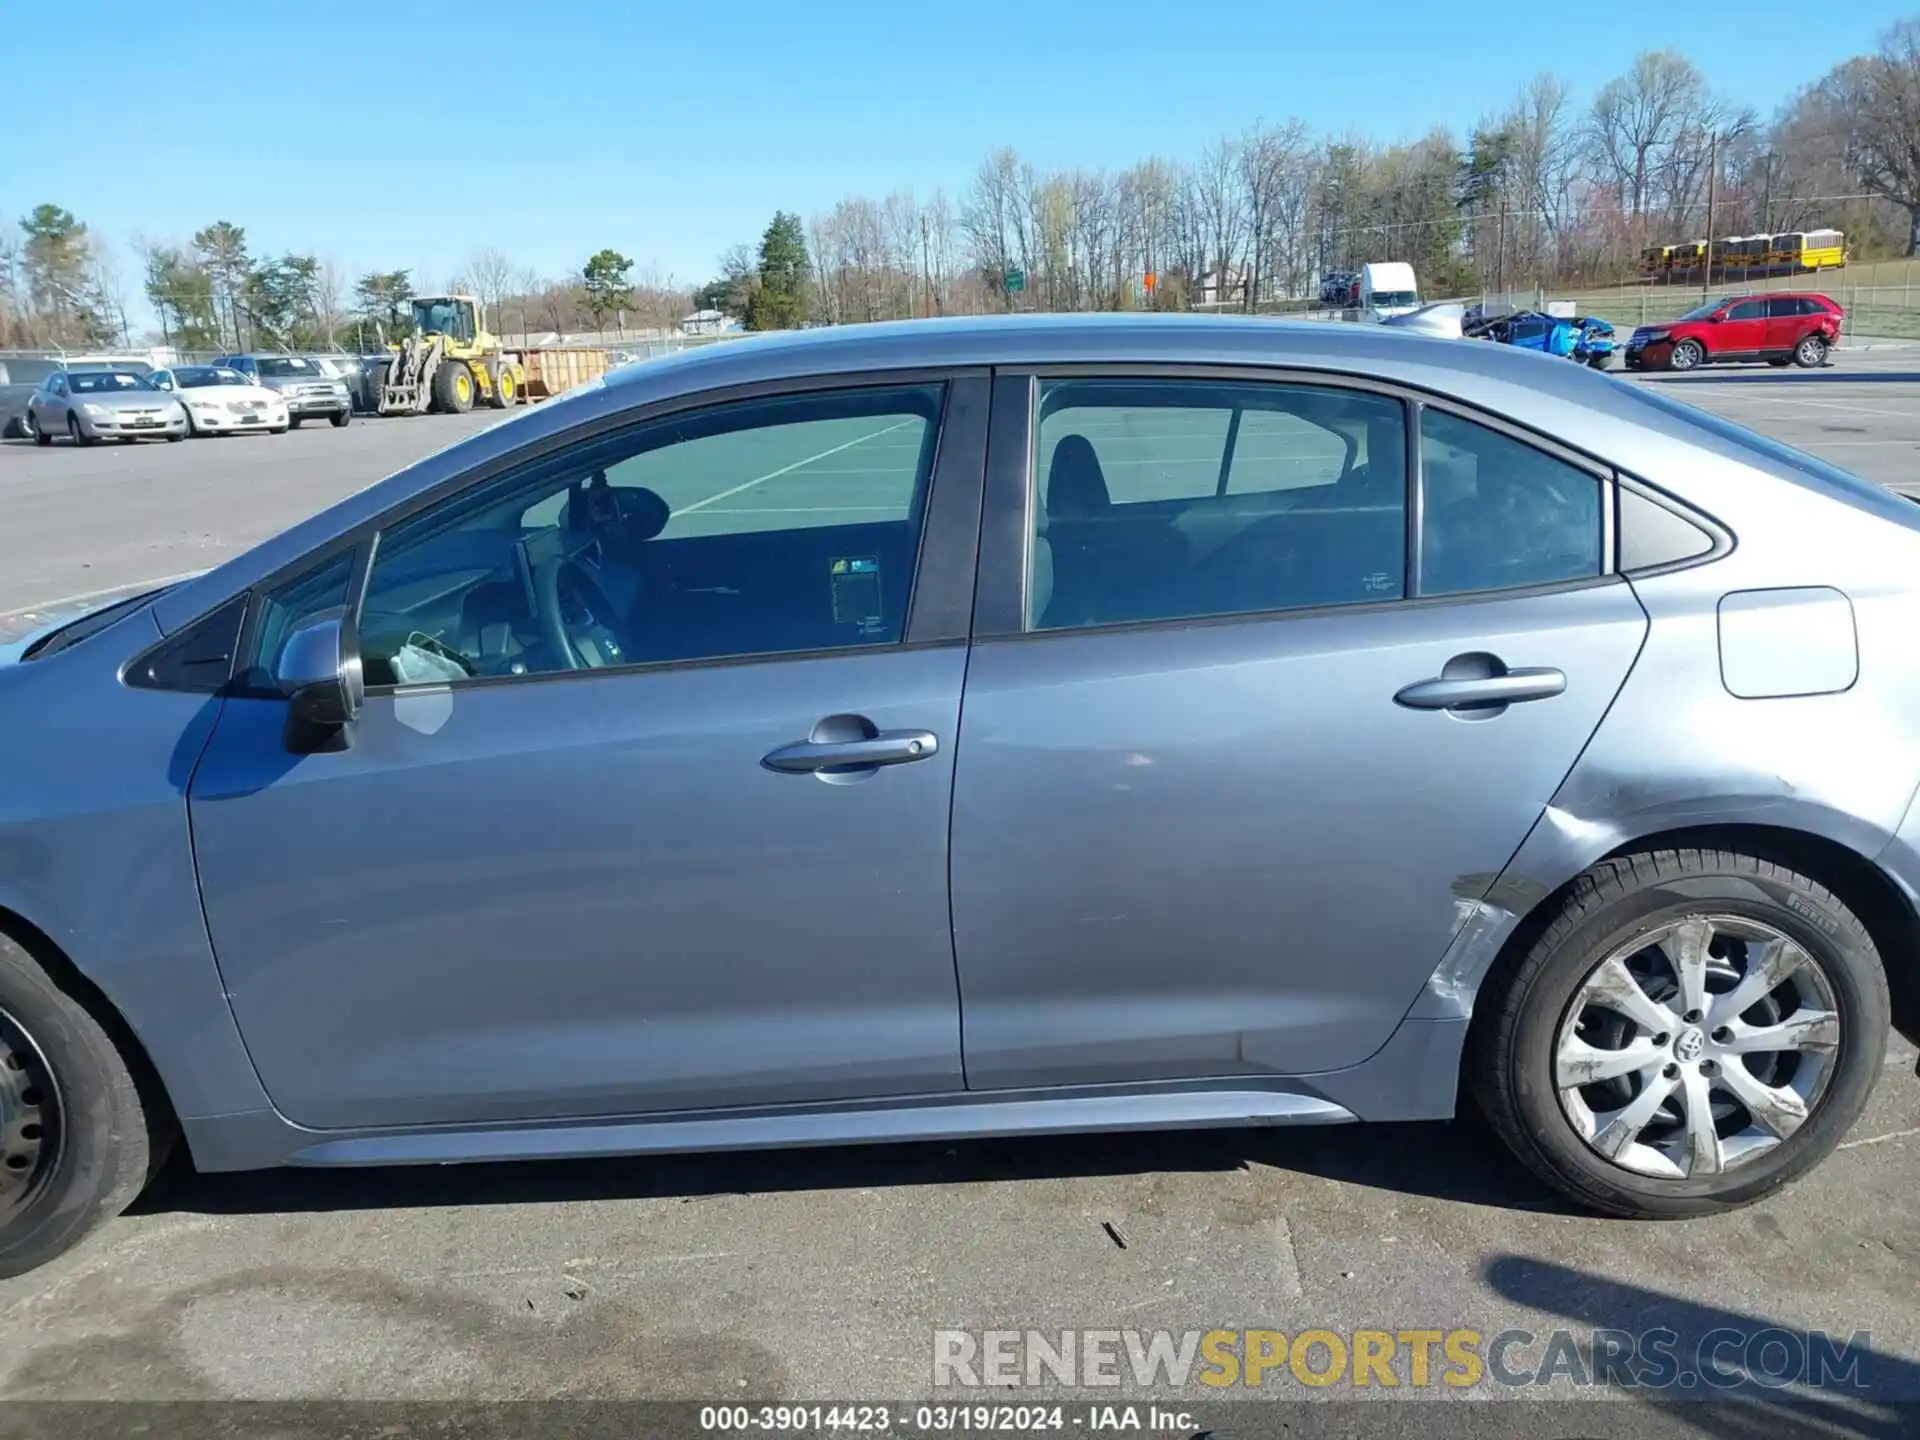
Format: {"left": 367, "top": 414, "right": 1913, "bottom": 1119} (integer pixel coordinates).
{"left": 25, "top": 367, "right": 187, "bottom": 445}
{"left": 0, "top": 315, "right": 1912, "bottom": 1276}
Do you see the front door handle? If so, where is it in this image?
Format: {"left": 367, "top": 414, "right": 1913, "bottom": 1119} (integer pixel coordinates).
{"left": 1394, "top": 667, "right": 1566, "bottom": 711}
{"left": 762, "top": 729, "right": 940, "bottom": 774}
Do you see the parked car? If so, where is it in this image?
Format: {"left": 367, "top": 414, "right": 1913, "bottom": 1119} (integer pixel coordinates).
{"left": 212, "top": 353, "right": 351, "bottom": 426}
{"left": 1625, "top": 293, "right": 1842, "bottom": 371}
{"left": 24, "top": 367, "right": 186, "bottom": 445}
{"left": 311, "top": 354, "right": 378, "bottom": 414}
{"left": 1, "top": 314, "right": 1913, "bottom": 1274}
{"left": 1467, "top": 309, "right": 1617, "bottom": 368}
{"left": 150, "top": 365, "right": 290, "bottom": 436}
{"left": 0, "top": 357, "right": 62, "bottom": 439}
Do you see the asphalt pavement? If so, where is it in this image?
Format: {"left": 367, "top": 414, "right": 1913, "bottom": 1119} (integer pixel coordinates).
{"left": 0, "top": 351, "right": 1917, "bottom": 1427}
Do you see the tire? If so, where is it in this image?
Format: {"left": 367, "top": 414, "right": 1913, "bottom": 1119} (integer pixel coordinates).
{"left": 0, "top": 932, "right": 159, "bottom": 1277}
{"left": 165, "top": 435, "right": 183, "bottom": 443}
{"left": 484, "top": 365, "right": 517, "bottom": 410}
{"left": 31, "top": 413, "right": 50, "bottom": 447}
{"left": 1585, "top": 353, "right": 1611, "bottom": 370}
{"left": 183, "top": 410, "right": 199, "bottom": 437}
{"left": 1767, "top": 357, "right": 1792, "bottom": 368}
{"left": 288, "top": 417, "right": 302, "bottom": 430}
{"left": 67, "top": 413, "right": 95, "bottom": 448}
{"left": 1794, "top": 333, "right": 1829, "bottom": 368}
{"left": 330, "top": 408, "right": 350, "bottom": 428}
{"left": 1470, "top": 848, "right": 1888, "bottom": 1219}
{"left": 431, "top": 361, "right": 475, "bottom": 414}
{"left": 1668, "top": 338, "right": 1705, "bottom": 371}
{"left": 269, "top": 425, "right": 288, "bottom": 435}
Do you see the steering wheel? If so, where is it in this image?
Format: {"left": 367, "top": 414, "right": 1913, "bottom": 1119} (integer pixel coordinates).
{"left": 532, "top": 552, "right": 627, "bottom": 670}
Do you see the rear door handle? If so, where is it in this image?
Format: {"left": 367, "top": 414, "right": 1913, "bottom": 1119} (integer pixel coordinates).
{"left": 762, "top": 729, "right": 940, "bottom": 774}
{"left": 1394, "top": 667, "right": 1566, "bottom": 711}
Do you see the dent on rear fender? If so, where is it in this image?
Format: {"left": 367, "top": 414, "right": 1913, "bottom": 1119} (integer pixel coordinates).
{"left": 1411, "top": 575, "right": 1920, "bottom": 1021}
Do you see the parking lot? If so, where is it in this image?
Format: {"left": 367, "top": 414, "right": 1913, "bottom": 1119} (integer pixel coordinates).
{"left": 0, "top": 348, "right": 1917, "bottom": 1424}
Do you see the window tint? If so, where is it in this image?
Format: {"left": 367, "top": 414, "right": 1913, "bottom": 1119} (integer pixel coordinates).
{"left": 1727, "top": 300, "right": 1767, "bottom": 321}
{"left": 1418, "top": 410, "right": 1603, "bottom": 596}
{"left": 1768, "top": 297, "right": 1809, "bottom": 319}
{"left": 353, "top": 385, "right": 942, "bottom": 685}
{"left": 1029, "top": 379, "right": 1406, "bottom": 631}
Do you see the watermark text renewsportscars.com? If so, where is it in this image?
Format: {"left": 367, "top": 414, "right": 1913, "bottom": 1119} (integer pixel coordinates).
{"left": 932, "top": 1326, "right": 1870, "bottom": 1392}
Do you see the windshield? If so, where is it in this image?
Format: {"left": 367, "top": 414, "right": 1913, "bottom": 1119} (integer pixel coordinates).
{"left": 68, "top": 370, "right": 152, "bottom": 393}
{"left": 1369, "top": 290, "right": 1418, "bottom": 309}
{"left": 257, "top": 357, "right": 320, "bottom": 378}
{"left": 176, "top": 366, "right": 250, "bottom": 388}
{"left": 412, "top": 299, "right": 472, "bottom": 339}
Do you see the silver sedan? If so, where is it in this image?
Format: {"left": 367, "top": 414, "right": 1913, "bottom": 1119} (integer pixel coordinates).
{"left": 25, "top": 368, "right": 188, "bottom": 445}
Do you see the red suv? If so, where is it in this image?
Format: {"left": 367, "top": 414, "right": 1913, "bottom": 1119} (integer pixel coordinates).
{"left": 1624, "top": 292, "right": 1843, "bottom": 372}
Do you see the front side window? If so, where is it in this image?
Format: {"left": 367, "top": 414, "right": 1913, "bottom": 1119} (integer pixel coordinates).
{"left": 346, "top": 385, "right": 942, "bottom": 685}
{"left": 1418, "top": 409, "right": 1603, "bottom": 596}
{"left": 1727, "top": 300, "right": 1768, "bottom": 322}
{"left": 1029, "top": 379, "right": 1407, "bottom": 631}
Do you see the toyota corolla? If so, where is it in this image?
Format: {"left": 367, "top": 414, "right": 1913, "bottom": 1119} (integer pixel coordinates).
{"left": 1, "top": 315, "right": 1914, "bottom": 1275}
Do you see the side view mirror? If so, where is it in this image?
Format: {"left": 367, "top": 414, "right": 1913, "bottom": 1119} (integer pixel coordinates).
{"left": 277, "top": 612, "right": 364, "bottom": 751}
{"left": 1708, "top": 313, "right": 1724, "bottom": 323}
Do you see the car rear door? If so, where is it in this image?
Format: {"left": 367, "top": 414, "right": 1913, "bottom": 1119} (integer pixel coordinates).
{"left": 948, "top": 372, "right": 1647, "bottom": 1090}
{"left": 1765, "top": 297, "right": 1812, "bottom": 354}
{"left": 187, "top": 374, "right": 989, "bottom": 1130}
{"left": 1719, "top": 298, "right": 1769, "bottom": 357}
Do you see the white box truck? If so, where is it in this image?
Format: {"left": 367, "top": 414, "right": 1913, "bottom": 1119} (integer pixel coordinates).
{"left": 1353, "top": 262, "right": 1421, "bottom": 323}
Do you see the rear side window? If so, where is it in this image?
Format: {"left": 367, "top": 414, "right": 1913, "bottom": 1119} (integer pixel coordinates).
{"left": 1418, "top": 410, "right": 1603, "bottom": 596}
{"left": 1029, "top": 379, "right": 1407, "bottom": 630}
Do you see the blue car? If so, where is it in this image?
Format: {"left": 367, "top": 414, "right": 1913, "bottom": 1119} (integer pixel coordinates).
{"left": 1469, "top": 310, "right": 1616, "bottom": 369}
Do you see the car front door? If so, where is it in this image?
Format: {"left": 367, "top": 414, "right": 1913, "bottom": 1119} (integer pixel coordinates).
{"left": 949, "top": 373, "right": 1647, "bottom": 1089}
{"left": 1718, "top": 298, "right": 1769, "bottom": 357}
{"left": 33, "top": 373, "right": 65, "bottom": 431}
{"left": 187, "top": 375, "right": 988, "bottom": 1130}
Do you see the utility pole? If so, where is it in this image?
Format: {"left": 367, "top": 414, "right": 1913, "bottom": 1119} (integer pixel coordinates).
{"left": 1702, "top": 130, "right": 1718, "bottom": 301}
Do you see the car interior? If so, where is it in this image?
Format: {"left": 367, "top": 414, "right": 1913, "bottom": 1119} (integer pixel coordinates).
{"left": 1028, "top": 386, "right": 1603, "bottom": 628}
{"left": 350, "top": 394, "right": 941, "bottom": 687}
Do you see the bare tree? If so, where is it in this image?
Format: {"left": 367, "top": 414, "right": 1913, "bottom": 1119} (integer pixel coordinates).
{"left": 1239, "top": 120, "right": 1313, "bottom": 308}
{"left": 1586, "top": 52, "right": 1711, "bottom": 220}
{"left": 1191, "top": 137, "right": 1247, "bottom": 307}
{"left": 1822, "top": 21, "right": 1920, "bottom": 254}
{"left": 314, "top": 256, "right": 347, "bottom": 349}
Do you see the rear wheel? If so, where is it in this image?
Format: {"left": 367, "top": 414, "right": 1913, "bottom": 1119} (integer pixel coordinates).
{"left": 1668, "top": 338, "right": 1705, "bottom": 371}
{"left": 1472, "top": 849, "right": 1888, "bottom": 1218}
{"left": 0, "top": 933, "right": 161, "bottom": 1278}
{"left": 432, "top": 361, "right": 475, "bottom": 414}
{"left": 1794, "top": 333, "right": 1829, "bottom": 368}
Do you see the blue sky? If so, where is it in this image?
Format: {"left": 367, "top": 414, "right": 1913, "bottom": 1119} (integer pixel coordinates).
{"left": 4, "top": 0, "right": 1898, "bottom": 317}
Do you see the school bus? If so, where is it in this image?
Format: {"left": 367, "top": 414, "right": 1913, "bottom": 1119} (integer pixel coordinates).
{"left": 1670, "top": 240, "right": 1706, "bottom": 274}
{"left": 1768, "top": 230, "right": 1847, "bottom": 272}
{"left": 1640, "top": 244, "right": 1676, "bottom": 279}
{"left": 1801, "top": 229, "right": 1846, "bottom": 270}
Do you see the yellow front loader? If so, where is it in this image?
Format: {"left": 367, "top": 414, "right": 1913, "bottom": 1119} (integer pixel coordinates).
{"left": 370, "top": 295, "right": 527, "bottom": 416}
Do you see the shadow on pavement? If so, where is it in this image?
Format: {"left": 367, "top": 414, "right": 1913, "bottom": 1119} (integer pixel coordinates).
{"left": 136, "top": 1113, "right": 1568, "bottom": 1219}
{"left": 1485, "top": 1254, "right": 1920, "bottom": 1431}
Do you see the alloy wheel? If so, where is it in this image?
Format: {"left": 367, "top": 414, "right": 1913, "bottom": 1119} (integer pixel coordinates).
{"left": 1554, "top": 915, "right": 1840, "bottom": 1179}
{"left": 0, "top": 1009, "right": 58, "bottom": 1218}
